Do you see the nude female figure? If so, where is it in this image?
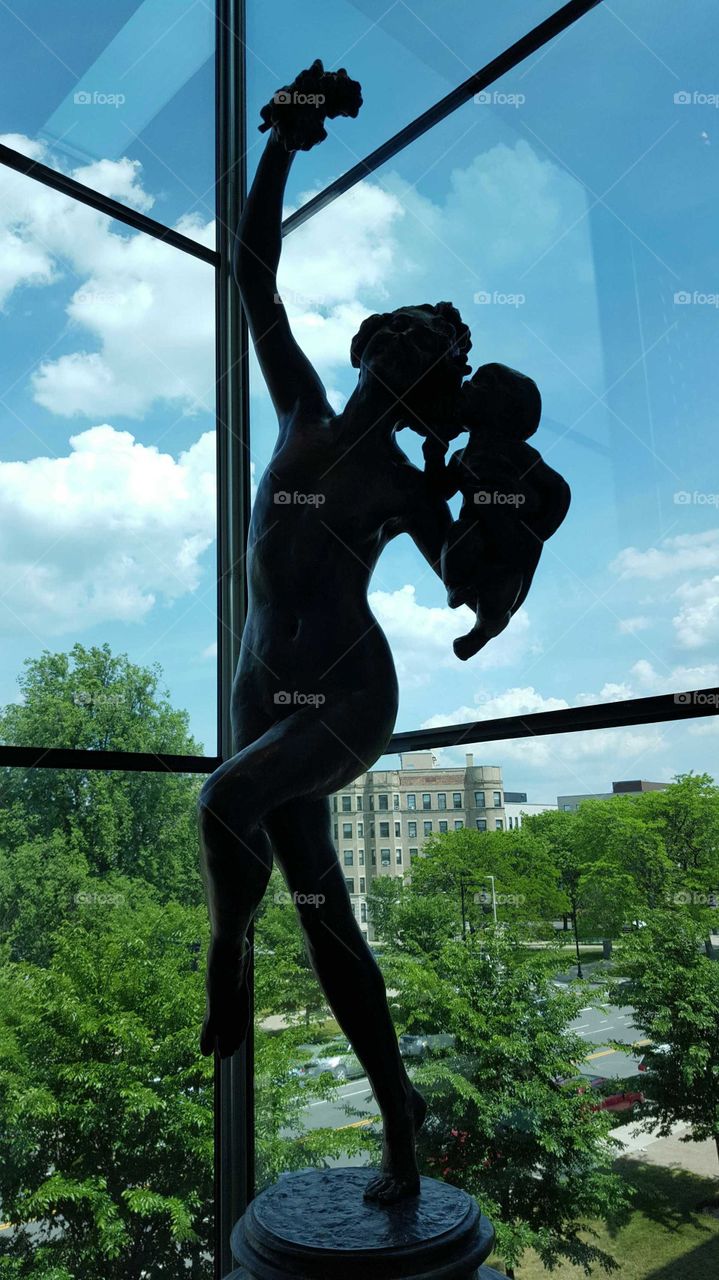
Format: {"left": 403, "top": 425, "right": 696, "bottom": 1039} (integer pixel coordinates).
{"left": 198, "top": 65, "right": 472, "bottom": 1202}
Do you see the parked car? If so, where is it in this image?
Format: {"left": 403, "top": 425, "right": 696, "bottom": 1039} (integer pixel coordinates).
{"left": 399, "top": 1032, "right": 456, "bottom": 1060}
{"left": 638, "top": 1043, "right": 671, "bottom": 1072}
{"left": 292, "top": 1042, "right": 364, "bottom": 1083}
{"left": 398, "top": 1034, "right": 429, "bottom": 1059}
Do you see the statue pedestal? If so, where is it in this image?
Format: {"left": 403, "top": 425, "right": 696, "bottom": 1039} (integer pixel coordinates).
{"left": 229, "top": 1168, "right": 495, "bottom": 1279}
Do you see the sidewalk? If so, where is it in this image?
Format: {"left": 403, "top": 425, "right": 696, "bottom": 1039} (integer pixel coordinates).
{"left": 611, "top": 1118, "right": 719, "bottom": 1178}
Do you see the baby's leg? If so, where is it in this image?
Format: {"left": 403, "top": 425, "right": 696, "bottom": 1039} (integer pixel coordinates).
{"left": 452, "top": 564, "right": 523, "bottom": 660}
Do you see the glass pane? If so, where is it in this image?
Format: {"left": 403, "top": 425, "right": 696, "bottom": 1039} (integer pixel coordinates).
{"left": 0, "top": 167, "right": 217, "bottom": 754}
{"left": 248, "top": 0, "right": 718, "bottom": 733}
{"left": 253, "top": 719, "right": 719, "bottom": 1276}
{"left": 246, "top": 0, "right": 568, "bottom": 206}
{"left": 0, "top": 763, "right": 212, "bottom": 1274}
{"left": 0, "top": 0, "right": 214, "bottom": 240}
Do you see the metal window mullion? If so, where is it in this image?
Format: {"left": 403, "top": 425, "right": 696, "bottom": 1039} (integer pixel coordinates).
{"left": 215, "top": 0, "right": 252, "bottom": 1276}
{"left": 0, "top": 141, "right": 217, "bottom": 266}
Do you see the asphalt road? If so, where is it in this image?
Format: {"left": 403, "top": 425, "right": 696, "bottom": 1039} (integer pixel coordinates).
{"left": 297, "top": 997, "right": 648, "bottom": 1134}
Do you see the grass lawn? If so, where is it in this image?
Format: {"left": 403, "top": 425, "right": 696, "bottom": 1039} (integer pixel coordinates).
{"left": 488, "top": 1161, "right": 719, "bottom": 1279}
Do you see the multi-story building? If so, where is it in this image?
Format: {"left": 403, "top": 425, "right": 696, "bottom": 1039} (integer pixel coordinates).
{"left": 557, "top": 778, "right": 669, "bottom": 812}
{"left": 503, "top": 791, "right": 557, "bottom": 829}
{"left": 331, "top": 751, "right": 505, "bottom": 939}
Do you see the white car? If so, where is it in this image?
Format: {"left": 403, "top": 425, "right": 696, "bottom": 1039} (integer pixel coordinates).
{"left": 292, "top": 1043, "right": 364, "bottom": 1082}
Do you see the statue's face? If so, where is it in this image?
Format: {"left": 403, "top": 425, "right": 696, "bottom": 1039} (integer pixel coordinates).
{"left": 360, "top": 308, "right": 456, "bottom": 405}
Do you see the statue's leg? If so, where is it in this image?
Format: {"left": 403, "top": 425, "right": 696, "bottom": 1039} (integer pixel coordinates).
{"left": 198, "top": 788, "right": 273, "bottom": 1057}
{"left": 198, "top": 701, "right": 380, "bottom": 1058}
{"left": 265, "top": 798, "right": 427, "bottom": 1204}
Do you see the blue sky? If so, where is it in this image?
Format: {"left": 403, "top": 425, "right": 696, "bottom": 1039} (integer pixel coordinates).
{"left": 0, "top": 0, "right": 718, "bottom": 802}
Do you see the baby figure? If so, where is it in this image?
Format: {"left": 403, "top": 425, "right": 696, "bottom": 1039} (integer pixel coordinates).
{"left": 437, "top": 362, "right": 571, "bottom": 660}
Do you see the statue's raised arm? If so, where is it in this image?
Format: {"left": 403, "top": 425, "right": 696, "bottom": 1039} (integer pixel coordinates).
{"left": 234, "top": 61, "right": 362, "bottom": 429}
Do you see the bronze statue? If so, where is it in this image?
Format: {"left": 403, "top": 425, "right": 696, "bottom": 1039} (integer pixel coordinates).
{"left": 432, "top": 362, "right": 571, "bottom": 659}
{"left": 198, "top": 61, "right": 570, "bottom": 1204}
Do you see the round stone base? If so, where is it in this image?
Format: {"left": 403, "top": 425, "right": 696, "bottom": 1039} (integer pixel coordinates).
{"left": 230, "top": 1168, "right": 495, "bottom": 1279}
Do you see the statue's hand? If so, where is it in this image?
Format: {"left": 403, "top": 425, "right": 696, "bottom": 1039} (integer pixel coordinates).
{"left": 259, "top": 59, "right": 362, "bottom": 152}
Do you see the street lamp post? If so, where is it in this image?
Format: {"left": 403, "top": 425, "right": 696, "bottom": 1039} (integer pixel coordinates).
{"left": 485, "top": 875, "right": 497, "bottom": 925}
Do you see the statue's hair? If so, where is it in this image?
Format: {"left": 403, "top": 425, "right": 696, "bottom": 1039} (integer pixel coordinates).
{"left": 350, "top": 302, "right": 472, "bottom": 381}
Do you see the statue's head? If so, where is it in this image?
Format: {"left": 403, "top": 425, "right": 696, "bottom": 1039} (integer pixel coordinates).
{"left": 350, "top": 302, "right": 471, "bottom": 434}
{"left": 467, "top": 362, "right": 541, "bottom": 440}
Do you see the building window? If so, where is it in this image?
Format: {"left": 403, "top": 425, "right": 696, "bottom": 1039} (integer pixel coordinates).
{"left": 495, "top": 819, "right": 504, "bottom": 830}
{"left": 357, "top": 795, "right": 363, "bottom": 811}
{"left": 345, "top": 877, "right": 355, "bottom": 894}
{"left": 423, "top": 820, "right": 432, "bottom": 836}
{"left": 439, "top": 820, "right": 448, "bottom": 834}
{"left": 476, "top": 818, "right": 487, "bottom": 832}
{"left": 474, "top": 790, "right": 485, "bottom": 808}
{"left": 493, "top": 791, "right": 502, "bottom": 807}
{"left": 378, "top": 794, "right": 389, "bottom": 810}
{"left": 407, "top": 794, "right": 416, "bottom": 810}
{"left": 369, "top": 823, "right": 375, "bottom": 837}
{"left": 408, "top": 821, "right": 417, "bottom": 838}
{"left": 454, "top": 820, "right": 464, "bottom": 831}
{"left": 380, "top": 848, "right": 391, "bottom": 866}
{"left": 360, "top": 877, "right": 366, "bottom": 893}
{"left": 361, "top": 902, "right": 368, "bottom": 923}
{"left": 394, "top": 820, "right": 401, "bottom": 836}
{"left": 357, "top": 822, "right": 364, "bottom": 837}
{"left": 341, "top": 795, "right": 351, "bottom": 812}
{"left": 396, "top": 848, "right": 403, "bottom": 864}
{"left": 393, "top": 794, "right": 400, "bottom": 810}
{"left": 359, "top": 849, "right": 365, "bottom": 865}
{"left": 379, "top": 821, "right": 390, "bottom": 838}
{"left": 343, "top": 849, "right": 354, "bottom": 866}
{"left": 342, "top": 822, "right": 352, "bottom": 838}
{"left": 371, "top": 850, "right": 376, "bottom": 865}
{"left": 437, "top": 793, "right": 446, "bottom": 810}
{"left": 332, "top": 797, "right": 338, "bottom": 812}
{"left": 422, "top": 792, "right": 431, "bottom": 810}
{"left": 452, "top": 792, "right": 463, "bottom": 808}
{"left": 409, "top": 847, "right": 419, "bottom": 860}
{"left": 333, "top": 823, "right": 338, "bottom": 839}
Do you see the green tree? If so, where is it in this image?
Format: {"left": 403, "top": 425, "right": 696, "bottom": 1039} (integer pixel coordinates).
{"left": 409, "top": 826, "right": 563, "bottom": 936}
{"left": 0, "top": 899, "right": 213, "bottom": 1279}
{"left": 379, "top": 923, "right": 627, "bottom": 1274}
{"left": 0, "top": 644, "right": 204, "bottom": 907}
{"left": 616, "top": 912, "right": 719, "bottom": 1169}
{"left": 254, "top": 871, "right": 328, "bottom": 1026}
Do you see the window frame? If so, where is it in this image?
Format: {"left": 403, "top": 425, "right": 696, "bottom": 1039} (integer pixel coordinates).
{"left": 1, "top": 7, "right": 718, "bottom": 1280}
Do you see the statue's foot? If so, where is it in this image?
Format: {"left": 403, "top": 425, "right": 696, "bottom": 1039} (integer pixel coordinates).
{"left": 364, "top": 1086, "right": 427, "bottom": 1205}
{"left": 200, "top": 938, "right": 252, "bottom": 1058}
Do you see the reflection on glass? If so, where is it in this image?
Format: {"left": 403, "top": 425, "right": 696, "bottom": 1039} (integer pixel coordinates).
{"left": 0, "top": 758, "right": 212, "bottom": 1275}
{"left": 249, "top": 0, "right": 719, "bottom": 735}
{"left": 246, "top": 0, "right": 566, "bottom": 204}
{"left": 0, "top": 0, "right": 214, "bottom": 236}
{"left": 0, "top": 166, "right": 217, "bottom": 753}
{"left": 256, "top": 721, "right": 719, "bottom": 1274}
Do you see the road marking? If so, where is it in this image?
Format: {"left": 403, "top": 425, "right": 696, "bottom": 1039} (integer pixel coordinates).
{"left": 337, "top": 1117, "right": 378, "bottom": 1130}
{"left": 307, "top": 1084, "right": 370, "bottom": 1108}
{"left": 586, "top": 1048, "right": 617, "bottom": 1061}
{"left": 574, "top": 1023, "right": 591, "bottom": 1030}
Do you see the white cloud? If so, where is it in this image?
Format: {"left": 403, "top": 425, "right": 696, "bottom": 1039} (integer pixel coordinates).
{"left": 422, "top": 684, "right": 666, "bottom": 795}
{"left": 369, "top": 584, "right": 535, "bottom": 688}
{"left": 0, "top": 425, "right": 215, "bottom": 636}
{"left": 618, "top": 615, "right": 651, "bottom": 634}
{"left": 0, "top": 136, "right": 214, "bottom": 419}
{"left": 612, "top": 529, "right": 719, "bottom": 581}
{"left": 673, "top": 576, "right": 719, "bottom": 650}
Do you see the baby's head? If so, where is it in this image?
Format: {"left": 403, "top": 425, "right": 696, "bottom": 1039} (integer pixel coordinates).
{"left": 464, "top": 362, "right": 541, "bottom": 440}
